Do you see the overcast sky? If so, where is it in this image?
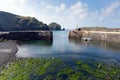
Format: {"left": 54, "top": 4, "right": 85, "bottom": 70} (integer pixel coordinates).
{"left": 0, "top": 0, "right": 120, "bottom": 29}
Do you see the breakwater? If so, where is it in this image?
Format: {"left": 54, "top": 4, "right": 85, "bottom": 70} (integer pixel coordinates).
{"left": 69, "top": 29, "right": 120, "bottom": 42}
{"left": 0, "top": 31, "right": 53, "bottom": 41}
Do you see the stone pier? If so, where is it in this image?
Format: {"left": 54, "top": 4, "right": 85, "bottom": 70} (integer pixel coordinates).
{"left": 69, "top": 29, "right": 120, "bottom": 42}
{"left": 0, "top": 31, "right": 53, "bottom": 41}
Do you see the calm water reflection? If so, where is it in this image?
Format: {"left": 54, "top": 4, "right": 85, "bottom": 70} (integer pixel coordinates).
{"left": 16, "top": 31, "right": 120, "bottom": 64}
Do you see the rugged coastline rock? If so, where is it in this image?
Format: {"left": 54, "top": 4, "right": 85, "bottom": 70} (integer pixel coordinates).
{"left": 0, "top": 11, "right": 49, "bottom": 31}
{"left": 49, "top": 22, "right": 61, "bottom": 30}
{"left": 69, "top": 28, "right": 120, "bottom": 42}
{"left": 69, "top": 28, "right": 88, "bottom": 39}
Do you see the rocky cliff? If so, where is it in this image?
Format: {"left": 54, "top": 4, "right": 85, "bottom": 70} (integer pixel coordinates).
{"left": 0, "top": 11, "right": 49, "bottom": 31}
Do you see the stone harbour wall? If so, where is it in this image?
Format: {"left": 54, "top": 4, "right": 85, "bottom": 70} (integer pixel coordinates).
{"left": 0, "top": 31, "right": 53, "bottom": 41}
{"left": 87, "top": 31, "right": 120, "bottom": 43}
{"left": 69, "top": 29, "right": 120, "bottom": 43}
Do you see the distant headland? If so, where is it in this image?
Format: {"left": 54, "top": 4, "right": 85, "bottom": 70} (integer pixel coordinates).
{"left": 0, "top": 11, "right": 61, "bottom": 31}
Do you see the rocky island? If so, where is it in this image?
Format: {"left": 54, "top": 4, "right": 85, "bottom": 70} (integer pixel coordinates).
{"left": 48, "top": 22, "right": 61, "bottom": 30}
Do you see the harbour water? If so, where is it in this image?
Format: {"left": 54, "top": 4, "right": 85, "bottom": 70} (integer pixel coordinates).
{"left": 16, "top": 31, "right": 120, "bottom": 64}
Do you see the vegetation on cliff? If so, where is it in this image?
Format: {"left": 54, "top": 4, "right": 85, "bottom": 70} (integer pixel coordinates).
{"left": 0, "top": 11, "right": 49, "bottom": 31}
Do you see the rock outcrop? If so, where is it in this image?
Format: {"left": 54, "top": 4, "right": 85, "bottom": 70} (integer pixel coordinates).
{"left": 49, "top": 22, "right": 61, "bottom": 30}
{"left": 0, "top": 11, "right": 49, "bottom": 31}
{"left": 0, "top": 31, "right": 53, "bottom": 41}
{"left": 69, "top": 28, "right": 88, "bottom": 39}
{"left": 69, "top": 28, "right": 120, "bottom": 42}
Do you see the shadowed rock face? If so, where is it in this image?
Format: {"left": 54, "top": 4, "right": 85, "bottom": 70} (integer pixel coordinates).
{"left": 0, "top": 31, "right": 53, "bottom": 41}
{"left": 0, "top": 41, "right": 18, "bottom": 66}
{"left": 0, "top": 11, "right": 49, "bottom": 31}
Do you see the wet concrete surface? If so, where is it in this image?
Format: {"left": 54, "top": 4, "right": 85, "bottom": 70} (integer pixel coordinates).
{"left": 0, "top": 41, "right": 18, "bottom": 66}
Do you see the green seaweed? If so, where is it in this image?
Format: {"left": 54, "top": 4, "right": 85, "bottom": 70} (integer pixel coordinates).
{"left": 0, "top": 58, "right": 120, "bottom": 80}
